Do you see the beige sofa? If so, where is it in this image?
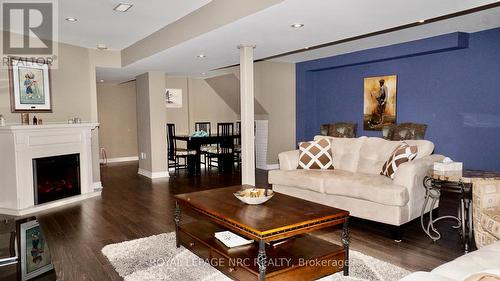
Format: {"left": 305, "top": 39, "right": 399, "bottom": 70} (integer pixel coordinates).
{"left": 269, "top": 136, "right": 445, "bottom": 238}
{"left": 400, "top": 241, "right": 500, "bottom": 281}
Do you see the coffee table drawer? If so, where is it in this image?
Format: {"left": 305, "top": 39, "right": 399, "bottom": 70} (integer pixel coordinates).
{"left": 179, "top": 229, "right": 257, "bottom": 280}
{"left": 210, "top": 251, "right": 257, "bottom": 281}
{"left": 178, "top": 230, "right": 210, "bottom": 259}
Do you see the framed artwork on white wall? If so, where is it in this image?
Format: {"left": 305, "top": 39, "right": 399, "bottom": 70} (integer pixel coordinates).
{"left": 9, "top": 57, "right": 52, "bottom": 112}
{"left": 165, "top": 88, "right": 182, "bottom": 108}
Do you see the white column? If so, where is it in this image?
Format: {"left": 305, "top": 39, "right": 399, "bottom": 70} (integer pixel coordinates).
{"left": 238, "top": 44, "right": 256, "bottom": 186}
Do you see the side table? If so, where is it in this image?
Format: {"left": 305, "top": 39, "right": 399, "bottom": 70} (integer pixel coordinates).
{"left": 421, "top": 170, "right": 500, "bottom": 253}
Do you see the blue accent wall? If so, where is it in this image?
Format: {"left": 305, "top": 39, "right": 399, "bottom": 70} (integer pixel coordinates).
{"left": 296, "top": 27, "right": 500, "bottom": 171}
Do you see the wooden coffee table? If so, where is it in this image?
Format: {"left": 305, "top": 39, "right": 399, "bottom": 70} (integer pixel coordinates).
{"left": 174, "top": 185, "right": 350, "bottom": 281}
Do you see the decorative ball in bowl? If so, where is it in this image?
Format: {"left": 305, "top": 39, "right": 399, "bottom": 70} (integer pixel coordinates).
{"left": 234, "top": 188, "right": 274, "bottom": 205}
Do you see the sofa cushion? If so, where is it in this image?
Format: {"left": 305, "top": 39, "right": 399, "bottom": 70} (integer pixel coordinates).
{"left": 405, "top": 139, "right": 435, "bottom": 159}
{"left": 268, "top": 169, "right": 337, "bottom": 193}
{"left": 323, "top": 172, "right": 409, "bottom": 206}
{"left": 356, "top": 137, "right": 434, "bottom": 175}
{"left": 431, "top": 241, "right": 500, "bottom": 281}
{"left": 314, "top": 136, "right": 366, "bottom": 172}
{"left": 380, "top": 142, "right": 418, "bottom": 179}
{"left": 356, "top": 137, "right": 402, "bottom": 174}
{"left": 400, "top": 242, "right": 500, "bottom": 281}
{"left": 298, "top": 138, "right": 334, "bottom": 170}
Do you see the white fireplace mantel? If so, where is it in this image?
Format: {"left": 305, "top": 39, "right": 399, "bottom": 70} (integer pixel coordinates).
{"left": 0, "top": 123, "right": 101, "bottom": 216}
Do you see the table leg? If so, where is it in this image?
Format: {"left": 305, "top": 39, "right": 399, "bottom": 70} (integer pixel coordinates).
{"left": 257, "top": 240, "right": 267, "bottom": 281}
{"left": 342, "top": 218, "right": 350, "bottom": 276}
{"left": 187, "top": 142, "right": 201, "bottom": 175}
{"left": 462, "top": 182, "right": 474, "bottom": 253}
{"left": 221, "top": 154, "right": 233, "bottom": 172}
{"left": 467, "top": 200, "right": 474, "bottom": 251}
{"left": 460, "top": 199, "right": 466, "bottom": 248}
{"left": 463, "top": 196, "right": 473, "bottom": 253}
{"left": 174, "top": 201, "right": 181, "bottom": 248}
{"left": 421, "top": 176, "right": 461, "bottom": 241}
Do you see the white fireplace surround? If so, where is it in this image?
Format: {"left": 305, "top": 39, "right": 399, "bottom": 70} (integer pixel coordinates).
{"left": 0, "top": 123, "right": 101, "bottom": 216}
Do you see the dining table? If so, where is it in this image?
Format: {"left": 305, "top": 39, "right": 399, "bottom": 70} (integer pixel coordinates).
{"left": 172, "top": 134, "right": 240, "bottom": 175}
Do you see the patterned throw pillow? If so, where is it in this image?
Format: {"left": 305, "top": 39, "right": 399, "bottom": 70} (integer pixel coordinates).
{"left": 297, "top": 138, "right": 334, "bottom": 170}
{"left": 381, "top": 142, "right": 418, "bottom": 179}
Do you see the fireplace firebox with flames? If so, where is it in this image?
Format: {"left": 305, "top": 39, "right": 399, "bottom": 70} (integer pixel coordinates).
{"left": 32, "top": 154, "right": 81, "bottom": 205}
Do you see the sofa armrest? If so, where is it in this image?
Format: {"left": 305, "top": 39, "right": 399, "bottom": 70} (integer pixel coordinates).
{"left": 473, "top": 181, "right": 500, "bottom": 211}
{"left": 393, "top": 154, "right": 446, "bottom": 220}
{"left": 278, "top": 150, "right": 300, "bottom": 170}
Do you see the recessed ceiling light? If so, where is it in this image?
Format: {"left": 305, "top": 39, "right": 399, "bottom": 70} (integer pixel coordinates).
{"left": 418, "top": 19, "right": 425, "bottom": 23}
{"left": 99, "top": 79, "right": 104, "bottom": 83}
{"left": 201, "top": 72, "right": 206, "bottom": 75}
{"left": 65, "top": 17, "right": 77, "bottom": 22}
{"left": 197, "top": 54, "right": 206, "bottom": 58}
{"left": 113, "top": 2, "right": 134, "bottom": 12}
{"left": 97, "top": 44, "right": 108, "bottom": 50}
{"left": 291, "top": 23, "right": 304, "bottom": 28}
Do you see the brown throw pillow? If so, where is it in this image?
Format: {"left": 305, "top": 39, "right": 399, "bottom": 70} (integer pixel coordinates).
{"left": 381, "top": 142, "right": 418, "bottom": 179}
{"left": 298, "top": 138, "right": 334, "bottom": 170}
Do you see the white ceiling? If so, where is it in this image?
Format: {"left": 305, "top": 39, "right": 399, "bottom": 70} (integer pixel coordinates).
{"left": 273, "top": 6, "right": 500, "bottom": 63}
{"left": 58, "top": 0, "right": 212, "bottom": 50}
{"left": 94, "top": 0, "right": 500, "bottom": 83}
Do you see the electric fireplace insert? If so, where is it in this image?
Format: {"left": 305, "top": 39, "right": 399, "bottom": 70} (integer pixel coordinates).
{"left": 32, "top": 153, "right": 81, "bottom": 205}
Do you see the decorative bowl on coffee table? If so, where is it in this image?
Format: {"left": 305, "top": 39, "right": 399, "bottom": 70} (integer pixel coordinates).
{"left": 234, "top": 187, "right": 274, "bottom": 205}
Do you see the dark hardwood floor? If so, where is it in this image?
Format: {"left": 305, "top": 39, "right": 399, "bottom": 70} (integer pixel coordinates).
{"left": 0, "top": 162, "right": 465, "bottom": 280}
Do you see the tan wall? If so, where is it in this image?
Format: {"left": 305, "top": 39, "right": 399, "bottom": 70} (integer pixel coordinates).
{"left": 254, "top": 61, "right": 296, "bottom": 164}
{"left": 136, "top": 72, "right": 167, "bottom": 174}
{"left": 0, "top": 43, "right": 92, "bottom": 123}
{"left": 188, "top": 78, "right": 239, "bottom": 133}
{"left": 135, "top": 74, "right": 152, "bottom": 171}
{"left": 148, "top": 73, "right": 168, "bottom": 173}
{"left": 89, "top": 50, "right": 121, "bottom": 183}
{"left": 97, "top": 82, "right": 138, "bottom": 159}
{"left": 226, "top": 61, "right": 296, "bottom": 164}
{"left": 164, "top": 76, "right": 238, "bottom": 136}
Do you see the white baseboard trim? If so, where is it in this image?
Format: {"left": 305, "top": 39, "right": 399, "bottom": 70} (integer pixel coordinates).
{"left": 138, "top": 168, "right": 169, "bottom": 179}
{"left": 0, "top": 191, "right": 102, "bottom": 216}
{"left": 93, "top": 181, "right": 103, "bottom": 190}
{"left": 257, "top": 164, "right": 280, "bottom": 170}
{"left": 101, "top": 156, "right": 139, "bottom": 164}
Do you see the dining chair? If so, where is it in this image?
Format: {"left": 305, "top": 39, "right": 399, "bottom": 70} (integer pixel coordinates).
{"left": 206, "top": 122, "right": 234, "bottom": 171}
{"left": 217, "top": 122, "right": 234, "bottom": 136}
{"left": 166, "top": 123, "right": 196, "bottom": 174}
{"left": 195, "top": 122, "right": 212, "bottom": 168}
{"left": 234, "top": 121, "right": 241, "bottom": 170}
{"left": 195, "top": 122, "right": 211, "bottom": 134}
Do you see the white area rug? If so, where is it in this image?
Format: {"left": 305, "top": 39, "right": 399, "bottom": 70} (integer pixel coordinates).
{"left": 102, "top": 232, "right": 410, "bottom": 281}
